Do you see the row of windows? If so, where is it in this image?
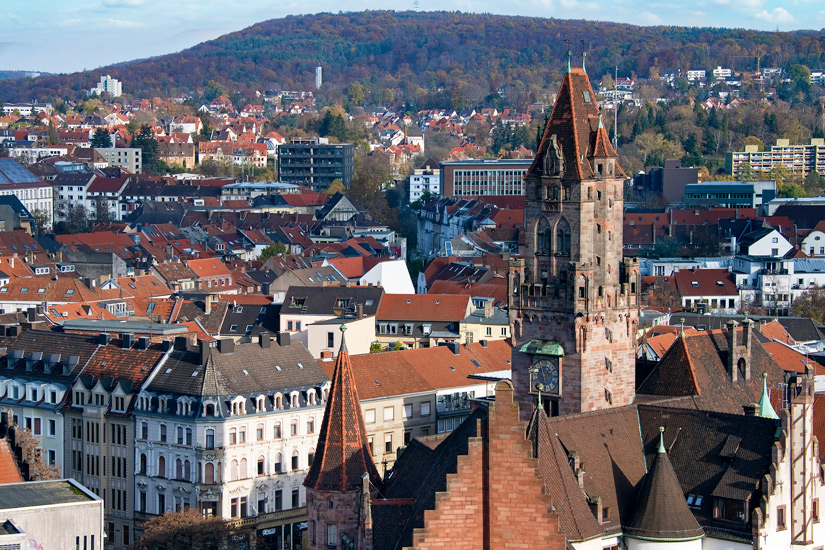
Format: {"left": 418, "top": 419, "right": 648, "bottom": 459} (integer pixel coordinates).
{"left": 364, "top": 402, "right": 430, "bottom": 424}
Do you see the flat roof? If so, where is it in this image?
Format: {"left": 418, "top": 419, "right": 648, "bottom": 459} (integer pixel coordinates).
{"left": 439, "top": 159, "right": 532, "bottom": 166}
{"left": 0, "top": 479, "right": 99, "bottom": 510}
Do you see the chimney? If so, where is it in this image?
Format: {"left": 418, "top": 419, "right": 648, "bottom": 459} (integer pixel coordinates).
{"left": 483, "top": 300, "right": 493, "bottom": 318}
{"left": 439, "top": 341, "right": 460, "bottom": 355}
{"left": 217, "top": 338, "right": 235, "bottom": 354}
{"left": 137, "top": 336, "right": 150, "bottom": 350}
{"left": 26, "top": 308, "right": 36, "bottom": 322}
{"left": 726, "top": 320, "right": 738, "bottom": 382}
{"left": 742, "top": 317, "right": 753, "bottom": 379}
{"left": 357, "top": 303, "right": 364, "bottom": 317}
{"left": 743, "top": 403, "right": 759, "bottom": 416}
{"left": 174, "top": 336, "right": 188, "bottom": 351}
{"left": 259, "top": 332, "right": 271, "bottom": 348}
{"left": 480, "top": 339, "right": 488, "bottom": 348}
{"left": 204, "top": 294, "right": 213, "bottom": 315}
{"left": 277, "top": 332, "right": 291, "bottom": 347}
{"left": 161, "top": 339, "right": 173, "bottom": 352}
{"left": 262, "top": 281, "right": 271, "bottom": 295}
{"left": 121, "top": 333, "right": 134, "bottom": 349}
{"left": 99, "top": 333, "right": 111, "bottom": 346}
{"left": 6, "top": 326, "right": 18, "bottom": 337}
{"left": 199, "top": 339, "right": 211, "bottom": 366}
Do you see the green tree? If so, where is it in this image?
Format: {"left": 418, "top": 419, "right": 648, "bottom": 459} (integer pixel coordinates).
{"left": 125, "top": 120, "right": 139, "bottom": 135}
{"left": 346, "top": 83, "right": 366, "bottom": 108}
{"left": 348, "top": 153, "right": 396, "bottom": 228}
{"left": 131, "top": 125, "right": 160, "bottom": 174}
{"left": 90, "top": 128, "right": 112, "bottom": 148}
{"left": 319, "top": 110, "right": 349, "bottom": 141}
{"left": 257, "top": 242, "right": 288, "bottom": 261}
{"left": 47, "top": 121, "right": 60, "bottom": 146}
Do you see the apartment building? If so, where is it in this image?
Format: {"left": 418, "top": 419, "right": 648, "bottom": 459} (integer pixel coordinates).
{"left": 726, "top": 138, "right": 825, "bottom": 177}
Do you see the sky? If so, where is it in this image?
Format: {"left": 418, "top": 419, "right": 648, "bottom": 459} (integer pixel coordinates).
{"left": 1, "top": 0, "right": 824, "bottom": 74}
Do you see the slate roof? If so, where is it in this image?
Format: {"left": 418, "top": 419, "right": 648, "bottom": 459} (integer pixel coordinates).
{"left": 0, "top": 330, "right": 99, "bottom": 383}
{"left": 147, "top": 337, "right": 325, "bottom": 397}
{"left": 281, "top": 285, "right": 383, "bottom": 316}
{"left": 304, "top": 334, "right": 381, "bottom": 492}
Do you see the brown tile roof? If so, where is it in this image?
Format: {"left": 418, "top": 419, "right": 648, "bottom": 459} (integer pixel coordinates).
{"left": 186, "top": 257, "right": 233, "bottom": 279}
{"left": 0, "top": 276, "right": 100, "bottom": 303}
{"left": 756, "top": 319, "right": 795, "bottom": 345}
{"left": 377, "top": 294, "right": 472, "bottom": 322}
{"left": 304, "top": 336, "right": 381, "bottom": 492}
{"left": 637, "top": 325, "right": 786, "bottom": 415}
{"left": 114, "top": 274, "right": 172, "bottom": 298}
{"left": 762, "top": 342, "right": 825, "bottom": 374}
{"left": 673, "top": 268, "right": 738, "bottom": 297}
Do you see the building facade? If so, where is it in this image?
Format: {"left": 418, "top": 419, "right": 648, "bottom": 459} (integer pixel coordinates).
{"left": 278, "top": 139, "right": 354, "bottom": 192}
{"left": 509, "top": 67, "right": 640, "bottom": 417}
{"left": 726, "top": 138, "right": 825, "bottom": 177}
{"left": 439, "top": 159, "right": 531, "bottom": 197}
{"left": 95, "top": 148, "right": 142, "bottom": 174}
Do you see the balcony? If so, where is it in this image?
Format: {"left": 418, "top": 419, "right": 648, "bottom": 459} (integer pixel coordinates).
{"left": 226, "top": 507, "right": 306, "bottom": 529}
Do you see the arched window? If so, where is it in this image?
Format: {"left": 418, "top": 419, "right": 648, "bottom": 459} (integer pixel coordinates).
{"left": 273, "top": 423, "right": 281, "bottom": 439}
{"left": 240, "top": 458, "right": 248, "bottom": 479}
{"left": 229, "top": 428, "right": 237, "bottom": 445}
{"left": 274, "top": 452, "right": 282, "bottom": 473}
{"left": 274, "top": 394, "right": 282, "bottom": 409}
{"left": 205, "top": 403, "right": 215, "bottom": 416}
{"left": 205, "top": 462, "right": 215, "bottom": 484}
{"left": 176, "top": 458, "right": 183, "bottom": 479}
{"left": 184, "top": 460, "right": 191, "bottom": 481}
{"left": 139, "top": 453, "right": 147, "bottom": 474}
{"left": 536, "top": 218, "right": 550, "bottom": 255}
{"left": 291, "top": 450, "right": 300, "bottom": 471}
{"left": 257, "top": 455, "right": 266, "bottom": 476}
{"left": 239, "top": 427, "right": 246, "bottom": 444}
{"left": 256, "top": 423, "right": 264, "bottom": 441}
{"left": 205, "top": 428, "right": 215, "bottom": 449}
{"left": 230, "top": 460, "right": 239, "bottom": 481}
{"left": 158, "top": 456, "right": 166, "bottom": 478}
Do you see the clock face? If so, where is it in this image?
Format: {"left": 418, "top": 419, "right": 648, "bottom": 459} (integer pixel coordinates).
{"left": 533, "top": 358, "right": 559, "bottom": 393}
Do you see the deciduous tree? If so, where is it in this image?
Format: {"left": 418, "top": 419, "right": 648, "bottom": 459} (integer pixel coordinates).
{"left": 136, "top": 509, "right": 233, "bottom": 550}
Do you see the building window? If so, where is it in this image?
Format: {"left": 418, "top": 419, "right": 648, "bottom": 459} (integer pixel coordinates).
{"left": 229, "top": 428, "right": 236, "bottom": 445}
{"left": 291, "top": 450, "right": 299, "bottom": 470}
{"left": 777, "top": 505, "right": 787, "bottom": 530}
{"left": 159, "top": 424, "right": 167, "bottom": 442}
{"left": 256, "top": 423, "right": 264, "bottom": 441}
{"left": 365, "top": 409, "right": 376, "bottom": 424}
{"left": 815, "top": 499, "right": 820, "bottom": 523}
{"left": 290, "top": 421, "right": 298, "bottom": 436}
{"left": 420, "top": 402, "right": 431, "bottom": 416}
{"left": 403, "top": 404, "right": 412, "bottom": 419}
{"left": 292, "top": 489, "right": 300, "bottom": 508}
{"left": 258, "top": 456, "right": 265, "bottom": 475}
{"left": 273, "top": 424, "right": 281, "bottom": 438}
{"left": 307, "top": 418, "right": 315, "bottom": 434}
{"left": 205, "top": 428, "right": 215, "bottom": 449}
{"left": 327, "top": 331, "right": 334, "bottom": 348}
{"left": 385, "top": 433, "right": 393, "bottom": 454}
{"left": 383, "top": 407, "right": 394, "bottom": 421}
{"left": 327, "top": 524, "right": 337, "bottom": 547}
{"left": 274, "top": 490, "right": 283, "bottom": 511}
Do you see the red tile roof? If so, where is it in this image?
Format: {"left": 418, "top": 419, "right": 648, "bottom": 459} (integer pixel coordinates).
{"left": 0, "top": 439, "right": 22, "bottom": 484}
{"left": 673, "top": 268, "right": 738, "bottom": 297}
{"left": 763, "top": 342, "right": 825, "bottom": 375}
{"left": 377, "top": 294, "right": 472, "bottom": 322}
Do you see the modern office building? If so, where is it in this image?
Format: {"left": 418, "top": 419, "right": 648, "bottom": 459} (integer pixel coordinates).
{"left": 439, "top": 159, "right": 531, "bottom": 197}
{"left": 683, "top": 179, "right": 777, "bottom": 213}
{"left": 95, "top": 148, "right": 142, "bottom": 174}
{"left": 277, "top": 138, "right": 354, "bottom": 192}
{"left": 726, "top": 138, "right": 825, "bottom": 177}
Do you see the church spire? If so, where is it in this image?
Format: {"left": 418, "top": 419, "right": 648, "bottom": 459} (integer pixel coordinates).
{"left": 304, "top": 325, "right": 381, "bottom": 492}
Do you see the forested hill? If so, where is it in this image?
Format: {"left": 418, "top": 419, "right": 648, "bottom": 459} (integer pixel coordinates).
{"left": 3, "top": 11, "right": 825, "bottom": 106}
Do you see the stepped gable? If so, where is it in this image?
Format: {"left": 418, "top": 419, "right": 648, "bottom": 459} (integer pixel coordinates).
{"left": 304, "top": 330, "right": 381, "bottom": 492}
{"left": 529, "top": 67, "right": 625, "bottom": 181}
{"left": 625, "top": 428, "right": 704, "bottom": 541}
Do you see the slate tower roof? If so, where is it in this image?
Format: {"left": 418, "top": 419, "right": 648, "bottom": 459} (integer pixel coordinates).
{"left": 625, "top": 428, "right": 704, "bottom": 541}
{"left": 303, "top": 327, "right": 381, "bottom": 492}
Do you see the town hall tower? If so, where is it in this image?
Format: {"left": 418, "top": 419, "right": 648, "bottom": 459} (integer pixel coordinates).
{"left": 509, "top": 64, "right": 640, "bottom": 417}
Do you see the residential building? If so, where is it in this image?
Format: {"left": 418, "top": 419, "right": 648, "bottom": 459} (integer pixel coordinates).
{"left": 95, "top": 148, "right": 142, "bottom": 174}
{"left": 306, "top": 315, "right": 375, "bottom": 358}
{"left": 801, "top": 220, "right": 825, "bottom": 257}
{"left": 726, "top": 138, "right": 825, "bottom": 178}
{"left": 409, "top": 158, "right": 441, "bottom": 203}
{"left": 134, "top": 335, "right": 329, "bottom": 546}
{"left": 439, "top": 158, "right": 531, "bottom": 197}
{"left": 0, "top": 158, "right": 53, "bottom": 230}
{"left": 186, "top": 257, "right": 236, "bottom": 294}
{"left": 280, "top": 285, "right": 384, "bottom": 348}
{"left": 459, "top": 302, "right": 511, "bottom": 343}
{"left": 510, "top": 66, "right": 640, "bottom": 417}
{"left": 89, "top": 74, "right": 122, "bottom": 97}
{"left": 672, "top": 268, "right": 741, "bottom": 314}
{"left": 278, "top": 138, "right": 354, "bottom": 192}
{"left": 630, "top": 160, "right": 699, "bottom": 205}
{"left": 375, "top": 294, "right": 472, "bottom": 350}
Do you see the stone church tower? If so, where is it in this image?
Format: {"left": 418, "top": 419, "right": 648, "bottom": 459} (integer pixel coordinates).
{"left": 303, "top": 327, "right": 382, "bottom": 549}
{"left": 509, "top": 64, "right": 640, "bottom": 417}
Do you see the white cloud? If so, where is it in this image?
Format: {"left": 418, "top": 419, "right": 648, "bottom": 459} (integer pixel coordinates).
{"left": 639, "top": 11, "right": 662, "bottom": 24}
{"left": 106, "top": 18, "right": 146, "bottom": 28}
{"left": 102, "top": 0, "right": 147, "bottom": 6}
{"left": 755, "top": 6, "right": 794, "bottom": 23}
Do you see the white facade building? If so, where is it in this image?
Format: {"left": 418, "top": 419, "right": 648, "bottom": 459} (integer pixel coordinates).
{"left": 89, "top": 75, "right": 123, "bottom": 98}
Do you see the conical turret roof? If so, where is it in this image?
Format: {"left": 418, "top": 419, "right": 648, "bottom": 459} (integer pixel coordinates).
{"left": 624, "top": 428, "right": 704, "bottom": 541}
{"left": 304, "top": 327, "right": 381, "bottom": 492}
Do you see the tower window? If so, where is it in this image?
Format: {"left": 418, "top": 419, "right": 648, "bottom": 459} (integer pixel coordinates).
{"left": 604, "top": 389, "right": 612, "bottom": 404}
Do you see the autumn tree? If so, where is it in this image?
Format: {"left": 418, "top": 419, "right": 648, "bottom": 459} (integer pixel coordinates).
{"left": 13, "top": 427, "right": 61, "bottom": 480}
{"left": 348, "top": 153, "right": 397, "bottom": 228}
{"left": 324, "top": 179, "right": 346, "bottom": 195}
{"left": 136, "top": 509, "right": 233, "bottom": 550}
{"left": 30, "top": 208, "right": 50, "bottom": 236}
{"left": 791, "top": 287, "right": 825, "bottom": 324}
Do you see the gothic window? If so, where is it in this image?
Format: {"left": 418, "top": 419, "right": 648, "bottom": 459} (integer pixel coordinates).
{"left": 536, "top": 218, "right": 551, "bottom": 255}
{"left": 543, "top": 135, "right": 563, "bottom": 177}
{"left": 555, "top": 218, "right": 571, "bottom": 256}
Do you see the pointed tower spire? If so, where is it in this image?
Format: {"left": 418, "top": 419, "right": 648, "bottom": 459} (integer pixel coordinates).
{"left": 759, "top": 372, "right": 779, "bottom": 419}
{"left": 625, "top": 428, "right": 704, "bottom": 542}
{"left": 565, "top": 39, "right": 572, "bottom": 73}
{"left": 680, "top": 317, "right": 686, "bottom": 339}
{"left": 581, "top": 40, "right": 587, "bottom": 73}
{"left": 304, "top": 325, "right": 381, "bottom": 493}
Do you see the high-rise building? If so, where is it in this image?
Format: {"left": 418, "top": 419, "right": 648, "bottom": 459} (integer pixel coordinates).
{"left": 278, "top": 138, "right": 354, "bottom": 192}
{"left": 315, "top": 66, "right": 323, "bottom": 90}
{"left": 509, "top": 66, "right": 640, "bottom": 418}
{"left": 89, "top": 75, "right": 122, "bottom": 98}
{"left": 726, "top": 138, "right": 825, "bottom": 177}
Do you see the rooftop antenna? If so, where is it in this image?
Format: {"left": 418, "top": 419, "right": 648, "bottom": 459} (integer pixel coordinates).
{"left": 581, "top": 40, "right": 587, "bottom": 73}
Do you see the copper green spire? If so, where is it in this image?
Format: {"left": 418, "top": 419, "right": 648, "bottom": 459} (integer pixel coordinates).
{"left": 565, "top": 40, "right": 571, "bottom": 73}
{"left": 598, "top": 113, "right": 604, "bottom": 129}
{"left": 582, "top": 51, "right": 587, "bottom": 73}
{"left": 657, "top": 427, "right": 666, "bottom": 454}
{"left": 759, "top": 372, "right": 779, "bottom": 419}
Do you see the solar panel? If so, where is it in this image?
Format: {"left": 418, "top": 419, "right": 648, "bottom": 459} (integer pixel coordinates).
{"left": 0, "top": 159, "right": 40, "bottom": 184}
